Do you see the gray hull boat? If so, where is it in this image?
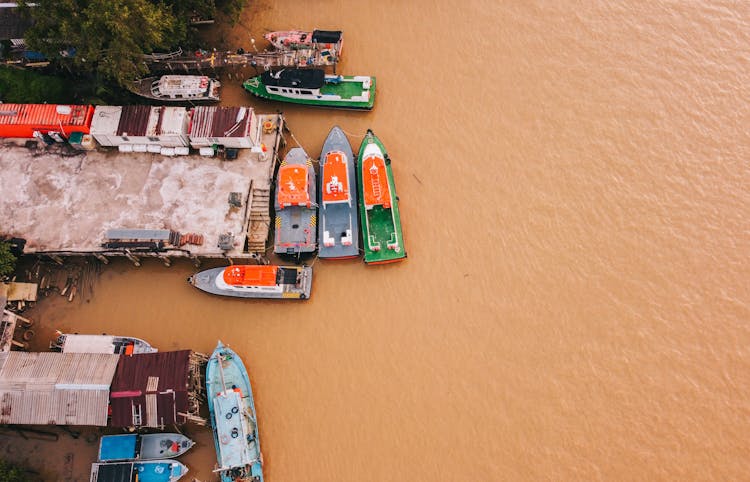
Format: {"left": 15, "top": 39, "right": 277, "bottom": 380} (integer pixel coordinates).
{"left": 98, "top": 433, "right": 195, "bottom": 462}
{"left": 317, "top": 126, "right": 359, "bottom": 259}
{"left": 188, "top": 265, "right": 313, "bottom": 300}
{"left": 274, "top": 147, "right": 318, "bottom": 257}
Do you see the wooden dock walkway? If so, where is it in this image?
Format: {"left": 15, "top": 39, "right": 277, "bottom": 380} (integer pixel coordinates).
{"left": 142, "top": 46, "right": 340, "bottom": 74}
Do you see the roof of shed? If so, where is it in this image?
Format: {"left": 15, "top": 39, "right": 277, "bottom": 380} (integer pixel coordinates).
{"left": 0, "top": 352, "right": 119, "bottom": 426}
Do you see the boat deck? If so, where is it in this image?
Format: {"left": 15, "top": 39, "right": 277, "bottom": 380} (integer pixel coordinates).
{"left": 0, "top": 115, "right": 283, "bottom": 260}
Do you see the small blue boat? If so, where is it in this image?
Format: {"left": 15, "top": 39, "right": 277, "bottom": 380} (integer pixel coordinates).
{"left": 206, "top": 341, "right": 264, "bottom": 482}
{"left": 98, "top": 433, "right": 195, "bottom": 462}
{"left": 90, "top": 460, "right": 188, "bottom": 482}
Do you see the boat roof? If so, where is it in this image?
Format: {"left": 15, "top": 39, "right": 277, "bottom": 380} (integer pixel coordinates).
{"left": 91, "top": 462, "right": 134, "bottom": 482}
{"left": 261, "top": 69, "right": 325, "bottom": 89}
{"left": 223, "top": 265, "right": 279, "bottom": 287}
{"left": 99, "top": 434, "right": 137, "bottom": 462}
{"left": 312, "top": 30, "right": 342, "bottom": 43}
{"left": 362, "top": 149, "right": 391, "bottom": 209}
{"left": 322, "top": 151, "right": 350, "bottom": 203}
{"left": 214, "top": 390, "right": 254, "bottom": 470}
{"left": 277, "top": 164, "right": 311, "bottom": 207}
{"left": 156, "top": 75, "right": 213, "bottom": 95}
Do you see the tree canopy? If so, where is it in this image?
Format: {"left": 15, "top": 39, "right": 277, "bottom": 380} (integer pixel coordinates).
{"left": 0, "top": 241, "right": 17, "bottom": 278}
{"left": 17, "top": 0, "right": 244, "bottom": 86}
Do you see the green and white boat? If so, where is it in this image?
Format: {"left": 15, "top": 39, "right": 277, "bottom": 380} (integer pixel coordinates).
{"left": 243, "top": 69, "right": 375, "bottom": 110}
{"left": 357, "top": 130, "right": 407, "bottom": 264}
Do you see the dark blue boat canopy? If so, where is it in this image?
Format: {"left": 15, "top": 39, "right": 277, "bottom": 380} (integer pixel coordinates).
{"left": 261, "top": 69, "right": 325, "bottom": 89}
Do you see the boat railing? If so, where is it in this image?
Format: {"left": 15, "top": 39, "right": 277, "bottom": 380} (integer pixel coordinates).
{"left": 142, "top": 48, "right": 184, "bottom": 61}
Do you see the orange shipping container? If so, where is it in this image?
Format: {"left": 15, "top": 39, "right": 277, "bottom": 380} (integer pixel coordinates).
{"left": 0, "top": 104, "right": 94, "bottom": 139}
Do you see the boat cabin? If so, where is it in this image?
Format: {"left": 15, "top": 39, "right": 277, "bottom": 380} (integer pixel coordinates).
{"left": 277, "top": 164, "right": 312, "bottom": 208}
{"left": 322, "top": 151, "right": 350, "bottom": 204}
{"left": 362, "top": 154, "right": 391, "bottom": 209}
{"left": 261, "top": 69, "right": 325, "bottom": 96}
{"left": 152, "top": 75, "right": 219, "bottom": 100}
{"left": 223, "top": 265, "right": 281, "bottom": 287}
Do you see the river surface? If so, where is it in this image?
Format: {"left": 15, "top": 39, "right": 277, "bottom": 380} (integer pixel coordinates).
{"left": 26, "top": 1, "right": 750, "bottom": 480}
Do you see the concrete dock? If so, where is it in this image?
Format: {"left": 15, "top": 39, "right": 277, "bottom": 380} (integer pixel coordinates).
{"left": 0, "top": 114, "right": 284, "bottom": 262}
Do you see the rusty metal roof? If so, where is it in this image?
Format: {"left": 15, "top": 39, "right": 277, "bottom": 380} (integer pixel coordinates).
{"left": 189, "top": 106, "right": 253, "bottom": 138}
{"left": 116, "top": 105, "right": 153, "bottom": 136}
{"left": 109, "top": 350, "right": 192, "bottom": 428}
{"left": 0, "top": 352, "right": 119, "bottom": 426}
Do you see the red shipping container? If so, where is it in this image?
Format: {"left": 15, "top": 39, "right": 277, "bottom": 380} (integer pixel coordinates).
{"left": 0, "top": 104, "right": 94, "bottom": 138}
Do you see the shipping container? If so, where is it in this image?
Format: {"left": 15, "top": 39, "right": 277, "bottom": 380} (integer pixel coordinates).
{"left": 188, "top": 106, "right": 258, "bottom": 149}
{"left": 90, "top": 105, "right": 189, "bottom": 148}
{"left": 0, "top": 104, "right": 94, "bottom": 139}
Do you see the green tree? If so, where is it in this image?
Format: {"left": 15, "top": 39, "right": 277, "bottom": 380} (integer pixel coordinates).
{"left": 0, "top": 459, "right": 25, "bottom": 482}
{"left": 0, "top": 241, "right": 17, "bottom": 278}
{"left": 18, "top": 0, "right": 179, "bottom": 85}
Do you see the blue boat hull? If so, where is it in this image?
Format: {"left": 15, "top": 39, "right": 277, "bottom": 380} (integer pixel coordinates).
{"left": 206, "top": 341, "right": 264, "bottom": 482}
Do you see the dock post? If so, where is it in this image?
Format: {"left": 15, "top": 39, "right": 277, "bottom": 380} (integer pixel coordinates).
{"left": 93, "top": 253, "right": 109, "bottom": 264}
{"left": 191, "top": 255, "right": 201, "bottom": 268}
{"left": 124, "top": 250, "right": 141, "bottom": 267}
{"left": 48, "top": 254, "right": 64, "bottom": 265}
{"left": 158, "top": 255, "right": 172, "bottom": 267}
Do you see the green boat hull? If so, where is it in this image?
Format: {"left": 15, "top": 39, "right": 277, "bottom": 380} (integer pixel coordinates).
{"left": 357, "top": 130, "right": 407, "bottom": 264}
{"left": 243, "top": 75, "right": 375, "bottom": 110}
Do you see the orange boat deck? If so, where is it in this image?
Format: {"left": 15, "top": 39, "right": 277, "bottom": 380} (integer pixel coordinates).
{"left": 322, "top": 151, "right": 350, "bottom": 203}
{"left": 278, "top": 164, "right": 310, "bottom": 207}
{"left": 223, "top": 265, "right": 279, "bottom": 286}
{"left": 362, "top": 154, "right": 391, "bottom": 209}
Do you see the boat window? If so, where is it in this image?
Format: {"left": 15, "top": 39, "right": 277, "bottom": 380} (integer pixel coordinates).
{"left": 148, "top": 137, "right": 159, "bottom": 142}
{"left": 121, "top": 136, "right": 129, "bottom": 141}
{"left": 301, "top": 90, "right": 312, "bottom": 94}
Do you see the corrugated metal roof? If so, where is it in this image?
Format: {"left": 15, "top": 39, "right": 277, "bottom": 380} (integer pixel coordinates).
{"left": 190, "top": 106, "right": 253, "bottom": 138}
{"left": 117, "top": 105, "right": 153, "bottom": 136}
{"left": 0, "top": 104, "right": 92, "bottom": 127}
{"left": 157, "top": 107, "right": 188, "bottom": 136}
{"left": 0, "top": 352, "right": 119, "bottom": 426}
{"left": 109, "top": 351, "right": 192, "bottom": 428}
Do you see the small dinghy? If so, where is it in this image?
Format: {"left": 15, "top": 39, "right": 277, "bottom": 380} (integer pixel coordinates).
{"left": 318, "top": 126, "right": 359, "bottom": 259}
{"left": 188, "top": 265, "right": 312, "bottom": 300}
{"left": 98, "top": 433, "right": 195, "bottom": 462}
{"left": 90, "top": 460, "right": 188, "bottom": 482}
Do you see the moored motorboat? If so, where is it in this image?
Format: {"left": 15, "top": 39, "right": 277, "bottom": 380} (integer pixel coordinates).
{"left": 90, "top": 460, "right": 188, "bottom": 482}
{"left": 274, "top": 147, "right": 318, "bottom": 257}
{"left": 318, "top": 126, "right": 359, "bottom": 259}
{"left": 243, "top": 69, "right": 375, "bottom": 110}
{"left": 188, "top": 265, "right": 312, "bottom": 300}
{"left": 98, "top": 433, "right": 195, "bottom": 462}
{"left": 264, "top": 29, "right": 342, "bottom": 52}
{"left": 206, "top": 341, "right": 264, "bottom": 482}
{"left": 357, "top": 130, "right": 407, "bottom": 264}
{"left": 50, "top": 331, "right": 157, "bottom": 354}
{"left": 130, "top": 75, "right": 220, "bottom": 102}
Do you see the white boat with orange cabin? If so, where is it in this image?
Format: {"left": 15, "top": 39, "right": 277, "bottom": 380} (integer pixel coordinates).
{"left": 188, "top": 264, "right": 312, "bottom": 300}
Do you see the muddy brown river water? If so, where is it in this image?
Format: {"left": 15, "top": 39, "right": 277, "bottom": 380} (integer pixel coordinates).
{"left": 10, "top": 0, "right": 750, "bottom": 480}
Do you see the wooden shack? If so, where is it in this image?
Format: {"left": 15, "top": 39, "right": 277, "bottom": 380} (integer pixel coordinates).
{"left": 109, "top": 350, "right": 205, "bottom": 428}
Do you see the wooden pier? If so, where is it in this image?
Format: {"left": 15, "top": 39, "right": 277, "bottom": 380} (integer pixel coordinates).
{"left": 142, "top": 45, "right": 340, "bottom": 74}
